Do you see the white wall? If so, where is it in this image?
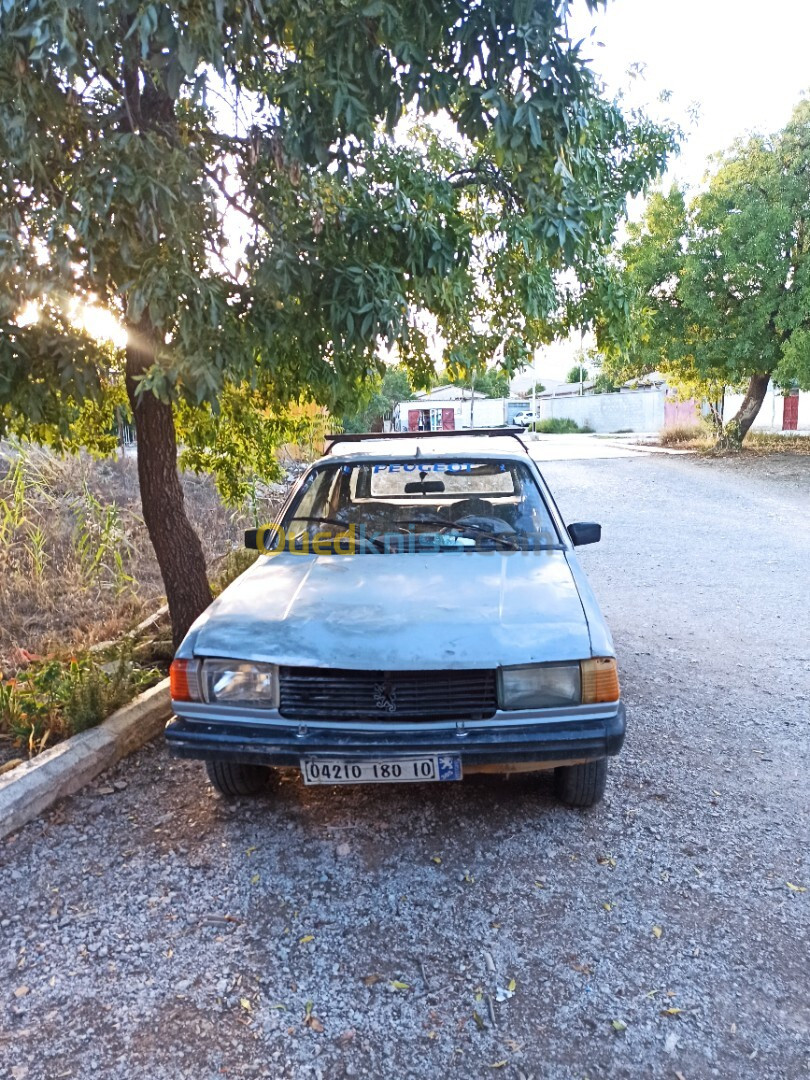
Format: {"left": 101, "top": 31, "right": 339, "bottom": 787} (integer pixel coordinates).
{"left": 399, "top": 397, "right": 508, "bottom": 429}
{"left": 535, "top": 389, "right": 666, "bottom": 433}
{"left": 723, "top": 386, "right": 810, "bottom": 431}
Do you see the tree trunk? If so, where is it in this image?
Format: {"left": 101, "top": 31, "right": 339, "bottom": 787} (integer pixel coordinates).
{"left": 715, "top": 373, "right": 770, "bottom": 451}
{"left": 125, "top": 323, "right": 212, "bottom": 649}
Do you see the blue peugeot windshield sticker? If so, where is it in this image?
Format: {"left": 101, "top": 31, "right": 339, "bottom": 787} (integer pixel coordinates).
{"left": 372, "top": 462, "right": 473, "bottom": 473}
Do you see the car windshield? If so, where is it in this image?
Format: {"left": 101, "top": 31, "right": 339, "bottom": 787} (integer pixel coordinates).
{"left": 274, "top": 459, "right": 561, "bottom": 554}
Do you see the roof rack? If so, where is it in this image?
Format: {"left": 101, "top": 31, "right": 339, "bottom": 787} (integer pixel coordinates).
{"left": 323, "top": 428, "right": 530, "bottom": 454}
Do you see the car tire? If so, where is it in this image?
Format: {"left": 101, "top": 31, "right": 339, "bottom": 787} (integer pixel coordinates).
{"left": 205, "top": 760, "right": 269, "bottom": 797}
{"left": 556, "top": 758, "right": 607, "bottom": 807}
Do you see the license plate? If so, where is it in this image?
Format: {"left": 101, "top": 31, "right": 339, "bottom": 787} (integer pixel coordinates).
{"left": 301, "top": 755, "right": 462, "bottom": 785}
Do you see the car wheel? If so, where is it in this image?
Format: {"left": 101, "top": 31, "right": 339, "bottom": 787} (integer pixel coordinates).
{"left": 555, "top": 758, "right": 607, "bottom": 807}
{"left": 205, "top": 760, "right": 270, "bottom": 797}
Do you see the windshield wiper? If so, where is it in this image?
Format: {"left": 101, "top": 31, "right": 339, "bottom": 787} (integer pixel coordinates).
{"left": 286, "top": 515, "right": 384, "bottom": 552}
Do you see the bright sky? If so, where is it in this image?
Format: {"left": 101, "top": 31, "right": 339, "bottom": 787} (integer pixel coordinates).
{"left": 569, "top": 0, "right": 810, "bottom": 191}
{"left": 525, "top": 0, "right": 810, "bottom": 386}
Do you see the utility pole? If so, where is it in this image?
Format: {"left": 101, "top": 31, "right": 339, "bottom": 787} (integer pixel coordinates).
{"left": 532, "top": 350, "right": 537, "bottom": 421}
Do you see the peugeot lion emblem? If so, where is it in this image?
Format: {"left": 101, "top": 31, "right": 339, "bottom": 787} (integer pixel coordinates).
{"left": 372, "top": 683, "right": 397, "bottom": 713}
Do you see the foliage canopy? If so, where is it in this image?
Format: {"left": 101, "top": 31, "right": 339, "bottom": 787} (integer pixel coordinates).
{"left": 598, "top": 99, "right": 810, "bottom": 442}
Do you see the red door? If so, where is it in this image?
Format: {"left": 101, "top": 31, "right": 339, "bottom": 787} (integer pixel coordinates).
{"left": 408, "top": 409, "right": 419, "bottom": 431}
{"left": 783, "top": 392, "right": 799, "bottom": 431}
{"left": 441, "top": 408, "right": 455, "bottom": 430}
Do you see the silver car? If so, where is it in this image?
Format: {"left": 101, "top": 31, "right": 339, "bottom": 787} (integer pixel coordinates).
{"left": 166, "top": 429, "right": 624, "bottom": 807}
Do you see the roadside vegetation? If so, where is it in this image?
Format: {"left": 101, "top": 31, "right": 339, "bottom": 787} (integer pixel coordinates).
{"left": 0, "top": 441, "right": 287, "bottom": 766}
{"left": 659, "top": 427, "right": 810, "bottom": 453}
{"left": 530, "top": 418, "right": 594, "bottom": 434}
{"left": 595, "top": 99, "right": 810, "bottom": 450}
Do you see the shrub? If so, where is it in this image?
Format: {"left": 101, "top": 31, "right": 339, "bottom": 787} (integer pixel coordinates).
{"left": 0, "top": 651, "right": 161, "bottom": 756}
{"left": 659, "top": 423, "right": 711, "bottom": 446}
{"left": 531, "top": 418, "right": 594, "bottom": 434}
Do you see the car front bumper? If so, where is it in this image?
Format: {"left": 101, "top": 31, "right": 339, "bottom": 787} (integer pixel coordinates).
{"left": 165, "top": 702, "right": 626, "bottom": 769}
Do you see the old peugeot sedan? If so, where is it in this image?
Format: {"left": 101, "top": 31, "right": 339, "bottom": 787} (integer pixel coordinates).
{"left": 166, "top": 429, "right": 624, "bottom": 807}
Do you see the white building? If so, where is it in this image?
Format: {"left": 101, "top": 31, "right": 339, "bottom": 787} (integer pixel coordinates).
{"left": 394, "top": 387, "right": 511, "bottom": 431}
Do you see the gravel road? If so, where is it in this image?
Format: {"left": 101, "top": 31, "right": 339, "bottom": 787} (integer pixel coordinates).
{"left": 2, "top": 448, "right": 809, "bottom": 1080}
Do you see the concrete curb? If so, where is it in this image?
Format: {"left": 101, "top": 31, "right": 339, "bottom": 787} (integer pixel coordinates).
{"left": 0, "top": 678, "right": 171, "bottom": 842}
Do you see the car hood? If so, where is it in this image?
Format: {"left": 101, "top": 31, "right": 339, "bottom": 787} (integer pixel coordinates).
{"left": 182, "top": 551, "right": 593, "bottom": 670}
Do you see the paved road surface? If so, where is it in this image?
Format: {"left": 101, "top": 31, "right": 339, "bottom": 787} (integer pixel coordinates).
{"left": 2, "top": 447, "right": 808, "bottom": 1080}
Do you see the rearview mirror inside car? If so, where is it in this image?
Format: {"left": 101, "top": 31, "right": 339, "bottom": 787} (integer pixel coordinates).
{"left": 567, "top": 521, "right": 601, "bottom": 546}
{"left": 404, "top": 480, "right": 445, "bottom": 494}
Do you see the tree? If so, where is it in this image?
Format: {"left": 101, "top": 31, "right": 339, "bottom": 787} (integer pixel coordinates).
{"left": 591, "top": 372, "right": 618, "bottom": 394}
{"left": 341, "top": 367, "right": 414, "bottom": 433}
{"left": 567, "top": 363, "right": 590, "bottom": 384}
{"left": 0, "top": 0, "right": 676, "bottom": 645}
{"left": 523, "top": 380, "right": 547, "bottom": 398}
{"left": 599, "top": 99, "right": 810, "bottom": 448}
{"left": 445, "top": 367, "right": 511, "bottom": 399}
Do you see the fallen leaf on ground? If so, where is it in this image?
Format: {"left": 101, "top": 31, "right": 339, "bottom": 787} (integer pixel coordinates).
{"left": 250, "top": 873, "right": 260, "bottom": 885}
{"left": 507, "top": 977, "right": 517, "bottom": 992}
{"left": 611, "top": 1019, "right": 627, "bottom": 1032}
{"left": 308, "top": 1016, "right": 324, "bottom": 1033}
{"left": 473, "top": 1010, "right": 486, "bottom": 1030}
{"left": 389, "top": 980, "right": 410, "bottom": 991}
{"left": 299, "top": 935, "right": 314, "bottom": 944}
{"left": 660, "top": 1007, "right": 683, "bottom": 1016}
{"left": 602, "top": 902, "right": 613, "bottom": 911}
{"left": 652, "top": 926, "right": 663, "bottom": 938}
{"left": 361, "top": 974, "right": 382, "bottom": 987}
{"left": 786, "top": 882, "right": 807, "bottom": 893}
{"left": 490, "top": 1062, "right": 508, "bottom": 1069}
{"left": 245, "top": 846, "right": 256, "bottom": 856}
{"left": 597, "top": 855, "right": 617, "bottom": 868}
{"left": 240, "top": 998, "right": 252, "bottom": 1011}
{"left": 431, "top": 855, "right": 442, "bottom": 865}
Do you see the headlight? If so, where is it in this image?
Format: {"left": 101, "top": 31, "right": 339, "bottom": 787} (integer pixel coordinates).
{"left": 500, "top": 664, "right": 581, "bottom": 710}
{"left": 202, "top": 660, "right": 277, "bottom": 706}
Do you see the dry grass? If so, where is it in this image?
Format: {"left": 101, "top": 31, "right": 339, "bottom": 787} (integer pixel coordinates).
{"left": 743, "top": 432, "right": 810, "bottom": 455}
{"left": 659, "top": 423, "right": 714, "bottom": 449}
{"left": 658, "top": 426, "right": 810, "bottom": 454}
{"left": 0, "top": 442, "right": 289, "bottom": 676}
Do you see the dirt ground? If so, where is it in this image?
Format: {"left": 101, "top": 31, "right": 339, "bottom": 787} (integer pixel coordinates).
{"left": 1, "top": 448, "right": 808, "bottom": 1080}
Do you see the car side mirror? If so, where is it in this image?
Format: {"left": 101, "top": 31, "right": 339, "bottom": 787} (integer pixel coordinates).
{"left": 567, "top": 521, "right": 601, "bottom": 546}
{"left": 245, "top": 527, "right": 278, "bottom": 551}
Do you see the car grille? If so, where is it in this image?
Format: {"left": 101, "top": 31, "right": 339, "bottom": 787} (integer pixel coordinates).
{"left": 278, "top": 667, "right": 498, "bottom": 722}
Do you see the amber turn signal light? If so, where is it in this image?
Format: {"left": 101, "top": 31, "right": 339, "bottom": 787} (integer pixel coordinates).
{"left": 169, "top": 659, "right": 201, "bottom": 702}
{"left": 580, "top": 657, "right": 620, "bottom": 703}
